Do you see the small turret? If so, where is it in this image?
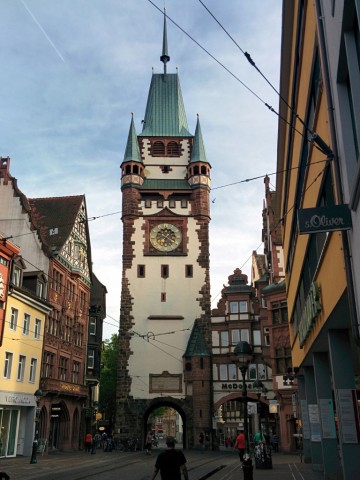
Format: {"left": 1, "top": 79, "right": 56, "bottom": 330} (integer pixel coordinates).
{"left": 120, "top": 113, "right": 144, "bottom": 189}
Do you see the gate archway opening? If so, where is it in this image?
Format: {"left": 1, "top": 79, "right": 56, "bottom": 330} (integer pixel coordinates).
{"left": 143, "top": 397, "right": 188, "bottom": 449}
{"left": 213, "top": 393, "right": 270, "bottom": 449}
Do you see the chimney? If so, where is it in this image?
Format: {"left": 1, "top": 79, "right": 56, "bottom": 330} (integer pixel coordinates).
{"left": 0, "top": 157, "right": 11, "bottom": 184}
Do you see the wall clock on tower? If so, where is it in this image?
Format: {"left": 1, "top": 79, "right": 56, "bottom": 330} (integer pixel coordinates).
{"left": 150, "top": 223, "right": 182, "bottom": 252}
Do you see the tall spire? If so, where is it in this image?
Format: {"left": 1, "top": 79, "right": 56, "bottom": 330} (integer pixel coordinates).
{"left": 160, "top": 9, "right": 170, "bottom": 74}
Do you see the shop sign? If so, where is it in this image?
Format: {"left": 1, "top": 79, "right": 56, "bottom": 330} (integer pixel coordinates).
{"left": 221, "top": 383, "right": 243, "bottom": 390}
{"left": 298, "top": 204, "right": 352, "bottom": 235}
{"left": 298, "top": 282, "right": 322, "bottom": 348}
{"left": 51, "top": 404, "right": 62, "bottom": 418}
{"left": 3, "top": 394, "right": 32, "bottom": 405}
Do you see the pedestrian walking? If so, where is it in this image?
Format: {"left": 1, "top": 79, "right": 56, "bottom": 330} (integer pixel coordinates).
{"left": 145, "top": 430, "right": 153, "bottom": 455}
{"left": 234, "top": 428, "right": 245, "bottom": 463}
{"left": 84, "top": 433, "right": 92, "bottom": 453}
{"left": 253, "top": 431, "right": 272, "bottom": 469}
{"left": 199, "top": 432, "right": 205, "bottom": 453}
{"left": 150, "top": 436, "right": 189, "bottom": 480}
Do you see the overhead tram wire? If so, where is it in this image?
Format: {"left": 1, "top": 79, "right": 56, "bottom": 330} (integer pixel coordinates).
{"left": 210, "top": 163, "right": 328, "bottom": 306}
{"left": 146, "top": 0, "right": 316, "bottom": 148}
{"left": 197, "top": 0, "right": 333, "bottom": 158}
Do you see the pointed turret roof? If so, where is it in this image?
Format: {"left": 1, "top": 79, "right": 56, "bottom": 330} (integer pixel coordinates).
{"left": 184, "top": 320, "right": 210, "bottom": 357}
{"left": 139, "top": 11, "right": 191, "bottom": 137}
{"left": 139, "top": 73, "right": 192, "bottom": 137}
{"left": 123, "top": 113, "right": 142, "bottom": 163}
{"left": 190, "top": 115, "right": 208, "bottom": 163}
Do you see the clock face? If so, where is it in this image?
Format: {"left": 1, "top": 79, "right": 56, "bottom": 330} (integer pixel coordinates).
{"left": 150, "top": 223, "right": 182, "bottom": 252}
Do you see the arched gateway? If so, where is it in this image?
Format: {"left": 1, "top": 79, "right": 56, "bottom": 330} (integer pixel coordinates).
{"left": 115, "top": 12, "right": 213, "bottom": 449}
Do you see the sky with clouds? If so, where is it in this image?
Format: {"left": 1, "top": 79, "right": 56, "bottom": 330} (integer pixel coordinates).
{"left": 1, "top": 0, "right": 282, "bottom": 340}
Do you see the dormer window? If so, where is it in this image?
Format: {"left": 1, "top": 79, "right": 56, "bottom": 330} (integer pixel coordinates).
{"left": 12, "top": 266, "right": 22, "bottom": 287}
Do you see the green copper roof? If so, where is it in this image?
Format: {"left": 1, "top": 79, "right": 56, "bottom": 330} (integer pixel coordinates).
{"left": 140, "top": 179, "right": 191, "bottom": 190}
{"left": 190, "top": 116, "right": 208, "bottom": 163}
{"left": 139, "top": 73, "right": 192, "bottom": 137}
{"left": 123, "top": 115, "right": 142, "bottom": 163}
{"left": 184, "top": 320, "right": 209, "bottom": 357}
{"left": 262, "top": 279, "right": 286, "bottom": 294}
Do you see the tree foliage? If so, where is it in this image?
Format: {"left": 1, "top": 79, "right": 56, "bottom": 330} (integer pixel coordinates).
{"left": 99, "top": 334, "right": 118, "bottom": 425}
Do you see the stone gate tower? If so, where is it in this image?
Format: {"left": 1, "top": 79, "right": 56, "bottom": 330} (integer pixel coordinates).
{"left": 115, "top": 13, "right": 212, "bottom": 447}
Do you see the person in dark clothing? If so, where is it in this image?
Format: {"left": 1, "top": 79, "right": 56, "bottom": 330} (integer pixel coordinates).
{"left": 150, "top": 436, "right": 189, "bottom": 480}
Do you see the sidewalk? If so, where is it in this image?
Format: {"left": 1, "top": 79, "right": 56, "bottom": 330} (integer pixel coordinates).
{"left": 0, "top": 448, "right": 324, "bottom": 480}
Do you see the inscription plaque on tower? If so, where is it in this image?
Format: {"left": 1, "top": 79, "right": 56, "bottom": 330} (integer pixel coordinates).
{"left": 149, "top": 371, "right": 182, "bottom": 393}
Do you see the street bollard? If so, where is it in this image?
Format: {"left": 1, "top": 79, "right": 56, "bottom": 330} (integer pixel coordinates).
{"left": 242, "top": 454, "right": 253, "bottom": 480}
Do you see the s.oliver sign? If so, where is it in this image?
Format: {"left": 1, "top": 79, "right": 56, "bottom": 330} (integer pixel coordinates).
{"left": 298, "top": 205, "right": 352, "bottom": 235}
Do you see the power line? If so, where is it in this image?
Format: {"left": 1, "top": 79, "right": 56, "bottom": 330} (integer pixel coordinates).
{"left": 196, "top": 0, "right": 333, "bottom": 157}
{"left": 146, "top": 0, "right": 333, "bottom": 156}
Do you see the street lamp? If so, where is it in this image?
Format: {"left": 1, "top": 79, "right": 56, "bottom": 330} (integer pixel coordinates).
{"left": 30, "top": 389, "right": 43, "bottom": 464}
{"left": 233, "top": 341, "right": 253, "bottom": 453}
{"left": 253, "top": 379, "right": 264, "bottom": 433}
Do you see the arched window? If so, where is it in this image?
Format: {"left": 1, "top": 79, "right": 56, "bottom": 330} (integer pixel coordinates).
{"left": 125, "top": 165, "right": 131, "bottom": 174}
{"left": 194, "top": 165, "right": 199, "bottom": 175}
{"left": 152, "top": 141, "right": 165, "bottom": 155}
{"left": 167, "top": 141, "right": 180, "bottom": 156}
{"left": 201, "top": 166, "right": 207, "bottom": 175}
{"left": 133, "top": 164, "right": 139, "bottom": 174}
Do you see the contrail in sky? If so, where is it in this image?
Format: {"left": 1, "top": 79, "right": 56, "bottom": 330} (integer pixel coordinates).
{"left": 20, "top": 0, "right": 66, "bottom": 64}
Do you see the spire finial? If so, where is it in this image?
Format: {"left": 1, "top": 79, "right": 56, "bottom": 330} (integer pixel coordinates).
{"left": 160, "top": 8, "right": 170, "bottom": 74}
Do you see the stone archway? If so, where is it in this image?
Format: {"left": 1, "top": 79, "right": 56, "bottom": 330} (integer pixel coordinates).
{"left": 143, "top": 397, "right": 190, "bottom": 449}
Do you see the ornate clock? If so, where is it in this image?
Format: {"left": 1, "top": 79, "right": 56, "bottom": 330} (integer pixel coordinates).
{"left": 150, "top": 223, "right": 182, "bottom": 252}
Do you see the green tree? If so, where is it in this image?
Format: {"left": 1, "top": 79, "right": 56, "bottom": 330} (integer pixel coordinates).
{"left": 99, "top": 334, "right": 118, "bottom": 427}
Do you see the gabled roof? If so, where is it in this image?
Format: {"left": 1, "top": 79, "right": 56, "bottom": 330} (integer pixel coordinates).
{"left": 184, "top": 320, "right": 209, "bottom": 357}
{"left": 190, "top": 116, "right": 208, "bottom": 164}
{"left": 123, "top": 114, "right": 142, "bottom": 164}
{"left": 28, "top": 195, "right": 84, "bottom": 253}
{"left": 139, "top": 73, "right": 192, "bottom": 137}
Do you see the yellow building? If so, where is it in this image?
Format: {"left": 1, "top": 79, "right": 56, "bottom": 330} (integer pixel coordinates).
{"left": 277, "top": 1, "right": 360, "bottom": 478}
{"left": 0, "top": 264, "right": 51, "bottom": 457}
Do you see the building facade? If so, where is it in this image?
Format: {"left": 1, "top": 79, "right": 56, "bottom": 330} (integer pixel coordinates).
{"left": 0, "top": 237, "right": 52, "bottom": 458}
{"left": 0, "top": 156, "right": 104, "bottom": 453}
{"left": 277, "top": 1, "right": 360, "bottom": 477}
{"left": 116, "top": 15, "right": 212, "bottom": 448}
{"left": 252, "top": 176, "right": 298, "bottom": 453}
{"left": 211, "top": 269, "right": 273, "bottom": 446}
